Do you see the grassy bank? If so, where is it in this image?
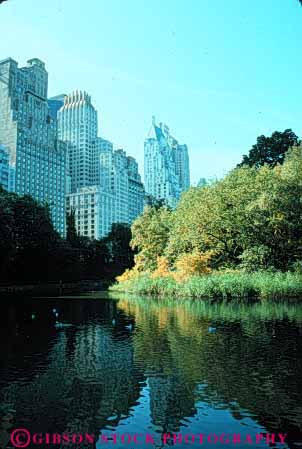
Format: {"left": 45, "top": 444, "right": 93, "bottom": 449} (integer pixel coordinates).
{"left": 110, "top": 271, "right": 302, "bottom": 301}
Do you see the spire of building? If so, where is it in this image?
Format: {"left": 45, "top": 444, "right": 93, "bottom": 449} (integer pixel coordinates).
{"left": 147, "top": 116, "right": 164, "bottom": 141}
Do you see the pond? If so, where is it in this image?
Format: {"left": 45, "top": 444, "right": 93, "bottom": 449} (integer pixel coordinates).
{"left": 0, "top": 293, "right": 301, "bottom": 449}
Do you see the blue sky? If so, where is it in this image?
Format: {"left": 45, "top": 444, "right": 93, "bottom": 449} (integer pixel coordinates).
{"left": 0, "top": 0, "right": 301, "bottom": 184}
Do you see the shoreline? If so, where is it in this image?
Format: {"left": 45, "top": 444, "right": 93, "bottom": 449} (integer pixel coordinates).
{"left": 0, "top": 280, "right": 107, "bottom": 297}
{"left": 110, "top": 271, "right": 302, "bottom": 302}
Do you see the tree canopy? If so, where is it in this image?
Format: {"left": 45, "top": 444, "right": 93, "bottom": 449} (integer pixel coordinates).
{"left": 130, "top": 146, "right": 302, "bottom": 274}
{"left": 0, "top": 187, "right": 134, "bottom": 284}
{"left": 238, "top": 129, "right": 299, "bottom": 168}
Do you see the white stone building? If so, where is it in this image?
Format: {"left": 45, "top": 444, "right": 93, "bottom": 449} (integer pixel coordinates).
{"left": 65, "top": 186, "right": 114, "bottom": 239}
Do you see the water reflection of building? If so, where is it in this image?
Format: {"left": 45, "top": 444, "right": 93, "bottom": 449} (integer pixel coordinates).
{"left": 1, "top": 297, "right": 301, "bottom": 449}
{"left": 117, "top": 299, "right": 197, "bottom": 433}
{"left": 62, "top": 325, "right": 142, "bottom": 435}
{"left": 149, "top": 375, "right": 196, "bottom": 433}
{"left": 0, "top": 299, "right": 144, "bottom": 448}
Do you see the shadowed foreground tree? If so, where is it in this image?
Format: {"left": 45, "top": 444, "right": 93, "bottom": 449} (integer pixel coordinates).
{"left": 0, "top": 188, "right": 134, "bottom": 284}
{"left": 104, "top": 223, "right": 135, "bottom": 277}
{"left": 66, "top": 209, "right": 78, "bottom": 245}
{"left": 238, "top": 129, "right": 299, "bottom": 168}
{"left": 2, "top": 192, "right": 61, "bottom": 282}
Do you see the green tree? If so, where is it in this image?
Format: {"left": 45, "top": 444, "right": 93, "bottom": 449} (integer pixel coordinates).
{"left": 66, "top": 208, "right": 78, "bottom": 245}
{"left": 131, "top": 206, "right": 172, "bottom": 271}
{"left": 105, "top": 223, "right": 134, "bottom": 274}
{"left": 0, "top": 187, "right": 16, "bottom": 280}
{"left": 11, "top": 195, "right": 60, "bottom": 281}
{"left": 144, "top": 195, "right": 167, "bottom": 209}
{"left": 130, "top": 146, "right": 302, "bottom": 273}
{"left": 238, "top": 129, "right": 299, "bottom": 168}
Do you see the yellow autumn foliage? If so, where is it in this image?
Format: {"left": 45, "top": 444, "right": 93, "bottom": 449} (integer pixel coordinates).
{"left": 151, "top": 256, "right": 171, "bottom": 279}
{"left": 173, "top": 251, "right": 213, "bottom": 282}
{"left": 116, "top": 267, "right": 139, "bottom": 283}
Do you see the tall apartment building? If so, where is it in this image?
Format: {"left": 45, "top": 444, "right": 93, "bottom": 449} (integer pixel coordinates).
{"left": 48, "top": 94, "right": 66, "bottom": 121}
{"left": 0, "top": 144, "right": 9, "bottom": 190}
{"left": 144, "top": 117, "right": 190, "bottom": 208}
{"left": 59, "top": 93, "right": 114, "bottom": 239}
{"left": 59, "top": 91, "right": 145, "bottom": 238}
{"left": 99, "top": 140, "right": 144, "bottom": 226}
{"left": 127, "top": 156, "right": 145, "bottom": 224}
{"left": 58, "top": 91, "right": 98, "bottom": 192}
{"left": 174, "top": 144, "right": 190, "bottom": 191}
{"left": 0, "top": 57, "right": 67, "bottom": 235}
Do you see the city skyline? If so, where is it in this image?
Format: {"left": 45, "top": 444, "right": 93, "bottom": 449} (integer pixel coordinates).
{"left": 0, "top": 57, "right": 146, "bottom": 238}
{"left": 58, "top": 88, "right": 145, "bottom": 238}
{"left": 1, "top": 1, "right": 302, "bottom": 184}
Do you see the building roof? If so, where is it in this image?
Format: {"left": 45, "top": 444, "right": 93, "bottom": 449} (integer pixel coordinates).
{"left": 146, "top": 117, "right": 164, "bottom": 141}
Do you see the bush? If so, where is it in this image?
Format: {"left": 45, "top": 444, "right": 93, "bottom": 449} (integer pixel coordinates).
{"left": 239, "top": 245, "right": 273, "bottom": 272}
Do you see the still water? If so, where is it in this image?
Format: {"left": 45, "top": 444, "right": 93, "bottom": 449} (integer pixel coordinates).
{"left": 0, "top": 294, "right": 301, "bottom": 449}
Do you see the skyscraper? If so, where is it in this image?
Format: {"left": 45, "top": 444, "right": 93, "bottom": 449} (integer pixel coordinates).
{"left": 174, "top": 144, "right": 190, "bottom": 192}
{"left": 127, "top": 156, "right": 145, "bottom": 224}
{"left": 60, "top": 91, "right": 144, "bottom": 238}
{"left": 48, "top": 94, "right": 66, "bottom": 121}
{"left": 58, "top": 91, "right": 98, "bottom": 192}
{"left": 99, "top": 141, "right": 145, "bottom": 226}
{"left": 0, "top": 144, "right": 9, "bottom": 190}
{"left": 59, "top": 92, "right": 114, "bottom": 239}
{"left": 0, "top": 57, "right": 67, "bottom": 236}
{"left": 144, "top": 117, "right": 190, "bottom": 208}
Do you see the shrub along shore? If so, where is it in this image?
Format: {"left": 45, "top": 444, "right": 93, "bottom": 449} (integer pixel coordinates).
{"left": 110, "top": 271, "right": 302, "bottom": 301}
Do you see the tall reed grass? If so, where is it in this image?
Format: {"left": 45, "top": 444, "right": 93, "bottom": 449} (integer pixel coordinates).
{"left": 110, "top": 271, "right": 302, "bottom": 301}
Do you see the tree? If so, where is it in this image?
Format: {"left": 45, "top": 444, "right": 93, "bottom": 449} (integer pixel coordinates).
{"left": 128, "top": 146, "right": 302, "bottom": 274}
{"left": 11, "top": 195, "right": 60, "bottom": 281}
{"left": 131, "top": 206, "right": 172, "bottom": 271}
{"left": 0, "top": 187, "right": 16, "bottom": 280}
{"left": 238, "top": 129, "right": 299, "bottom": 168}
{"left": 0, "top": 187, "right": 124, "bottom": 284}
{"left": 105, "top": 223, "right": 134, "bottom": 273}
{"left": 66, "top": 208, "right": 78, "bottom": 245}
{"left": 144, "top": 195, "right": 168, "bottom": 209}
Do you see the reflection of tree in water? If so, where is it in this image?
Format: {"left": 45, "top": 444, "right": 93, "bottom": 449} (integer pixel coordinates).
{"left": 0, "top": 298, "right": 144, "bottom": 448}
{"left": 117, "top": 297, "right": 302, "bottom": 448}
{"left": 0, "top": 296, "right": 301, "bottom": 449}
{"left": 148, "top": 374, "right": 196, "bottom": 434}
